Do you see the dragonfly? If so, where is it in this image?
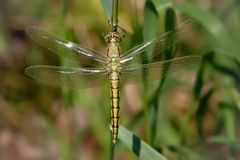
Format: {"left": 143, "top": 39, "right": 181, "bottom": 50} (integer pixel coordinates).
{"left": 25, "top": 21, "right": 201, "bottom": 144}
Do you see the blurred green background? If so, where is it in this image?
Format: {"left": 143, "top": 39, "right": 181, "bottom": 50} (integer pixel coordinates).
{"left": 0, "top": 0, "right": 240, "bottom": 160}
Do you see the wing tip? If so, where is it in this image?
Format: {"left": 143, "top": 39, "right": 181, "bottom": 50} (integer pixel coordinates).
{"left": 24, "top": 65, "right": 35, "bottom": 77}
{"left": 24, "top": 65, "right": 44, "bottom": 77}
{"left": 25, "top": 26, "right": 37, "bottom": 35}
{"left": 25, "top": 26, "right": 45, "bottom": 39}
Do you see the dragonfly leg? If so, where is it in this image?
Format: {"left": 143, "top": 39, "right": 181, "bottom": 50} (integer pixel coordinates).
{"left": 116, "top": 25, "right": 126, "bottom": 40}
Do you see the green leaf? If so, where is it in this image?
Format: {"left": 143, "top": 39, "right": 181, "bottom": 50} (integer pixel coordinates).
{"left": 143, "top": 0, "right": 158, "bottom": 61}
{"left": 196, "top": 89, "right": 214, "bottom": 138}
{"left": 213, "top": 46, "right": 240, "bottom": 62}
{"left": 208, "top": 136, "right": 240, "bottom": 150}
{"left": 230, "top": 88, "right": 240, "bottom": 110}
{"left": 173, "top": 3, "right": 240, "bottom": 61}
{"left": 219, "top": 103, "right": 236, "bottom": 139}
{"left": 164, "top": 7, "right": 177, "bottom": 59}
{"left": 170, "top": 146, "right": 214, "bottom": 160}
{"left": 174, "top": 3, "right": 234, "bottom": 45}
{"left": 142, "top": 1, "right": 159, "bottom": 144}
{"left": 101, "top": 0, "right": 111, "bottom": 20}
{"left": 118, "top": 125, "right": 168, "bottom": 160}
{"left": 193, "top": 54, "right": 206, "bottom": 100}
{"left": 152, "top": 0, "right": 173, "bottom": 12}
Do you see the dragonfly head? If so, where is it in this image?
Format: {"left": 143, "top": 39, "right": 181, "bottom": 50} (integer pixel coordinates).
{"left": 104, "top": 32, "right": 122, "bottom": 44}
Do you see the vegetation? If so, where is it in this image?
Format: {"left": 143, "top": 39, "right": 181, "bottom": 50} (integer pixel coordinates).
{"left": 0, "top": 0, "right": 240, "bottom": 159}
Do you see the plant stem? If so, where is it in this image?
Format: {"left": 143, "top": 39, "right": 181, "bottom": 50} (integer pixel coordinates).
{"left": 114, "top": 0, "right": 118, "bottom": 29}
{"left": 111, "top": 0, "right": 118, "bottom": 32}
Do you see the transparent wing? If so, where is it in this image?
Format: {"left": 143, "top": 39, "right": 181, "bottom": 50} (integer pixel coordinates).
{"left": 121, "top": 56, "right": 202, "bottom": 83}
{"left": 26, "top": 26, "right": 107, "bottom": 66}
{"left": 120, "top": 20, "right": 198, "bottom": 64}
{"left": 25, "top": 65, "right": 109, "bottom": 89}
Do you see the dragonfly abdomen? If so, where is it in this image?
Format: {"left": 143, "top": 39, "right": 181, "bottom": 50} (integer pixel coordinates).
{"left": 105, "top": 31, "right": 122, "bottom": 144}
{"left": 109, "top": 71, "right": 120, "bottom": 144}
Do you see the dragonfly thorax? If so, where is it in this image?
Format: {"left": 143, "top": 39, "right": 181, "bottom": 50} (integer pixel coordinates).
{"left": 106, "top": 57, "right": 122, "bottom": 72}
{"left": 106, "top": 32, "right": 122, "bottom": 73}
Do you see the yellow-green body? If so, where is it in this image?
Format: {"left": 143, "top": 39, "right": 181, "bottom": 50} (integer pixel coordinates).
{"left": 105, "top": 32, "right": 122, "bottom": 144}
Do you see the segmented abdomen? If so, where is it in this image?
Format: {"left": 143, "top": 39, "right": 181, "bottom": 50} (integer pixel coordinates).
{"left": 109, "top": 71, "right": 120, "bottom": 144}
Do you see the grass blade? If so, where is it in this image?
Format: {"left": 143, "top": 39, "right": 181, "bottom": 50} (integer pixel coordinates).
{"left": 119, "top": 125, "right": 168, "bottom": 160}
